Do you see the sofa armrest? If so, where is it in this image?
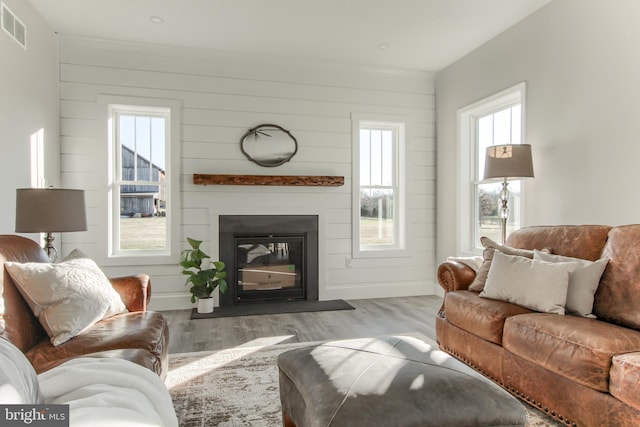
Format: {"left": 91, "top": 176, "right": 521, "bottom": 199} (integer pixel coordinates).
{"left": 109, "top": 274, "right": 151, "bottom": 312}
{"left": 437, "top": 261, "right": 476, "bottom": 317}
{"left": 437, "top": 261, "right": 476, "bottom": 292}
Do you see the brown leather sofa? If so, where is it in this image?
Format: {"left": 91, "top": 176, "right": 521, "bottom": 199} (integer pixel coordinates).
{"left": 0, "top": 235, "right": 169, "bottom": 378}
{"left": 437, "top": 225, "right": 640, "bottom": 427}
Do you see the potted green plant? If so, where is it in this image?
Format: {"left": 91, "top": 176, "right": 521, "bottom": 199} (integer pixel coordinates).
{"left": 180, "top": 237, "right": 227, "bottom": 313}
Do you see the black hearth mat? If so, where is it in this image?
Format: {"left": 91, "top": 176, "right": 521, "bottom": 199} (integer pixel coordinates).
{"left": 190, "top": 299, "right": 355, "bottom": 319}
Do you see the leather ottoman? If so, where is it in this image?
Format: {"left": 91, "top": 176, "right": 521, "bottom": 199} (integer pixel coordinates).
{"left": 277, "top": 335, "right": 527, "bottom": 427}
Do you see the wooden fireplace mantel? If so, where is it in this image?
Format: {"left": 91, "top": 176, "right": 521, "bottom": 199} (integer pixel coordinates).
{"left": 193, "top": 174, "right": 344, "bottom": 187}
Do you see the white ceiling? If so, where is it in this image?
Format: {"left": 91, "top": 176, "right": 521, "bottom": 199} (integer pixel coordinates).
{"left": 29, "top": 0, "right": 551, "bottom": 71}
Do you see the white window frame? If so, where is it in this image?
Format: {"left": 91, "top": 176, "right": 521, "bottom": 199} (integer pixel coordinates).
{"left": 99, "top": 96, "right": 181, "bottom": 265}
{"left": 351, "top": 113, "right": 407, "bottom": 259}
{"left": 457, "top": 82, "right": 526, "bottom": 255}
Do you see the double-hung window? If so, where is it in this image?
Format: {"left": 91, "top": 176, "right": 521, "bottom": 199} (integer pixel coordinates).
{"left": 352, "top": 114, "right": 406, "bottom": 258}
{"left": 109, "top": 105, "right": 172, "bottom": 256}
{"left": 458, "top": 83, "right": 526, "bottom": 253}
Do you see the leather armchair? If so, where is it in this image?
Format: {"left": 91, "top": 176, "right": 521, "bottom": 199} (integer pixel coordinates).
{"left": 0, "top": 235, "right": 169, "bottom": 378}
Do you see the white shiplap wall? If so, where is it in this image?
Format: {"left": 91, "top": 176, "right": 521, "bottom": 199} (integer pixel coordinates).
{"left": 57, "top": 36, "right": 436, "bottom": 310}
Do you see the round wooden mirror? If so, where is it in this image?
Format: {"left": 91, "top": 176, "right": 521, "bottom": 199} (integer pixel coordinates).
{"left": 240, "top": 124, "right": 298, "bottom": 167}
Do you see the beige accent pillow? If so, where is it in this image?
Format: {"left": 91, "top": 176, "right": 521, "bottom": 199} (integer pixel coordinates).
{"left": 533, "top": 250, "right": 609, "bottom": 318}
{"left": 480, "top": 251, "right": 577, "bottom": 314}
{"left": 468, "top": 237, "right": 541, "bottom": 292}
{"left": 5, "top": 249, "right": 127, "bottom": 346}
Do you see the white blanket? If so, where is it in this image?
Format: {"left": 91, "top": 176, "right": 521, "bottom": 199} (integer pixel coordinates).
{"left": 38, "top": 358, "right": 178, "bottom": 427}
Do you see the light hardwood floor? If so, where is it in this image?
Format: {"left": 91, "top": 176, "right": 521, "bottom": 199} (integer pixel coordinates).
{"left": 162, "top": 295, "right": 443, "bottom": 354}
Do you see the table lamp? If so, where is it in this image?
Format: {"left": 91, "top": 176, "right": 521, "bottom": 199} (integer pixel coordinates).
{"left": 15, "top": 188, "right": 87, "bottom": 262}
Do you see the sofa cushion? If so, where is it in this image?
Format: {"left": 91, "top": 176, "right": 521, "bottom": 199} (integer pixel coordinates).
{"left": 25, "top": 311, "right": 168, "bottom": 378}
{"left": 503, "top": 313, "right": 640, "bottom": 391}
{"left": 533, "top": 250, "right": 609, "bottom": 317}
{"left": 595, "top": 225, "right": 640, "bottom": 330}
{"left": 5, "top": 250, "right": 127, "bottom": 346}
{"left": 480, "top": 252, "right": 577, "bottom": 315}
{"left": 610, "top": 352, "right": 640, "bottom": 411}
{"left": 445, "top": 291, "right": 532, "bottom": 345}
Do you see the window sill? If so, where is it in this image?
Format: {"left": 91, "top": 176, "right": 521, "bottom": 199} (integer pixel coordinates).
{"left": 100, "top": 252, "right": 178, "bottom": 267}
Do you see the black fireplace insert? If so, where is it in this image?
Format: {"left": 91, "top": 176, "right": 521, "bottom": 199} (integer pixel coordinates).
{"left": 219, "top": 215, "right": 318, "bottom": 306}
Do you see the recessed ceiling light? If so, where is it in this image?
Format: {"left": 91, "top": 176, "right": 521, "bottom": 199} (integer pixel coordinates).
{"left": 150, "top": 16, "right": 165, "bottom": 24}
{"left": 377, "top": 43, "right": 390, "bottom": 50}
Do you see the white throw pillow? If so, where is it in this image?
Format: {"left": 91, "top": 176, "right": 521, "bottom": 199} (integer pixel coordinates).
{"left": 467, "top": 236, "right": 553, "bottom": 293}
{"left": 533, "top": 250, "right": 609, "bottom": 318}
{"left": 5, "top": 249, "right": 127, "bottom": 346}
{"left": 0, "top": 338, "right": 43, "bottom": 404}
{"left": 480, "top": 251, "right": 577, "bottom": 315}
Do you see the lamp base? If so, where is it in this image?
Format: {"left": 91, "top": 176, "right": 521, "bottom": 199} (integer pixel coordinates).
{"left": 499, "top": 179, "right": 510, "bottom": 245}
{"left": 44, "top": 232, "right": 58, "bottom": 263}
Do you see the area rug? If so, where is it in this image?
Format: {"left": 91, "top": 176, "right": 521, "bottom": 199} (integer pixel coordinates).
{"left": 165, "top": 338, "right": 563, "bottom": 426}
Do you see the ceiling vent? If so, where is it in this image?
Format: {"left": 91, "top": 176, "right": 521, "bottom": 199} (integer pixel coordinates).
{"left": 1, "top": 2, "right": 26, "bottom": 49}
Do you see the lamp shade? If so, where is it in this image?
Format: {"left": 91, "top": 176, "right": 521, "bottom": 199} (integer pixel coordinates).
{"left": 484, "top": 144, "right": 534, "bottom": 180}
{"left": 15, "top": 188, "right": 87, "bottom": 233}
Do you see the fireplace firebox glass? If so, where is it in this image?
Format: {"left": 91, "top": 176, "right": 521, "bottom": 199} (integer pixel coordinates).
{"left": 235, "top": 235, "right": 305, "bottom": 302}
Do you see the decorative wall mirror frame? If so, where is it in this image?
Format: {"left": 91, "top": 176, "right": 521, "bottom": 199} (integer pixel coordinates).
{"left": 240, "top": 124, "right": 298, "bottom": 167}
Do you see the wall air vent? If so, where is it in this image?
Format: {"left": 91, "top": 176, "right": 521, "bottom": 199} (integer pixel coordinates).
{"left": 1, "top": 2, "right": 26, "bottom": 49}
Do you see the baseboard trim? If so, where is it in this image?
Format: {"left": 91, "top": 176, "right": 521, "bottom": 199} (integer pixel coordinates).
{"left": 149, "top": 292, "right": 198, "bottom": 311}
{"left": 321, "top": 281, "right": 436, "bottom": 301}
{"left": 150, "top": 281, "right": 436, "bottom": 311}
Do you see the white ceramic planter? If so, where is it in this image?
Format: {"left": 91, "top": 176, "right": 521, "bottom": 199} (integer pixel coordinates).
{"left": 197, "top": 297, "right": 214, "bottom": 314}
